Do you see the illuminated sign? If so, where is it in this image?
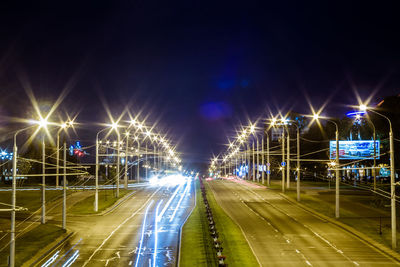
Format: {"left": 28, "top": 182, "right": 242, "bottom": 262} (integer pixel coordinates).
{"left": 329, "top": 140, "right": 380, "bottom": 160}
{"left": 69, "top": 141, "right": 85, "bottom": 157}
{"left": 0, "top": 150, "right": 12, "bottom": 160}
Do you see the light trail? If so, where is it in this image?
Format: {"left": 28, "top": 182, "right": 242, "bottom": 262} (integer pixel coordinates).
{"left": 41, "top": 250, "right": 59, "bottom": 267}
{"left": 157, "top": 182, "right": 185, "bottom": 222}
{"left": 54, "top": 238, "right": 82, "bottom": 266}
{"left": 169, "top": 179, "right": 191, "bottom": 222}
{"left": 153, "top": 200, "right": 163, "bottom": 267}
{"left": 62, "top": 250, "right": 79, "bottom": 267}
{"left": 83, "top": 188, "right": 160, "bottom": 267}
{"left": 135, "top": 200, "right": 154, "bottom": 267}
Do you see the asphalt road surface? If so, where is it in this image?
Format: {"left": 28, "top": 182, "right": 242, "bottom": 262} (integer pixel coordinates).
{"left": 36, "top": 178, "right": 194, "bottom": 267}
{"left": 208, "top": 179, "right": 400, "bottom": 267}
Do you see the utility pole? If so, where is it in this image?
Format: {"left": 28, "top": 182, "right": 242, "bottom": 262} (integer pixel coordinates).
{"left": 267, "top": 131, "right": 270, "bottom": 186}
{"left": 62, "top": 140, "right": 67, "bottom": 230}
{"left": 124, "top": 135, "right": 129, "bottom": 189}
{"left": 256, "top": 138, "right": 259, "bottom": 182}
{"left": 252, "top": 141, "right": 255, "bottom": 182}
{"left": 41, "top": 135, "right": 46, "bottom": 224}
{"left": 116, "top": 133, "right": 120, "bottom": 198}
{"left": 261, "top": 137, "right": 265, "bottom": 184}
{"left": 287, "top": 128, "right": 290, "bottom": 189}
{"left": 282, "top": 131, "right": 285, "bottom": 193}
{"left": 296, "top": 127, "right": 300, "bottom": 202}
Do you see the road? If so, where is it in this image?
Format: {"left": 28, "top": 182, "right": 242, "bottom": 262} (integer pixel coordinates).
{"left": 36, "top": 177, "right": 194, "bottom": 267}
{"left": 208, "top": 179, "right": 400, "bottom": 267}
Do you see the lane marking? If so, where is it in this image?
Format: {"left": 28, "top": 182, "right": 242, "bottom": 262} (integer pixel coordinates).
{"left": 235, "top": 182, "right": 358, "bottom": 265}
{"left": 83, "top": 188, "right": 160, "bottom": 267}
{"left": 135, "top": 201, "right": 154, "bottom": 267}
{"left": 169, "top": 179, "right": 191, "bottom": 222}
{"left": 153, "top": 200, "right": 163, "bottom": 267}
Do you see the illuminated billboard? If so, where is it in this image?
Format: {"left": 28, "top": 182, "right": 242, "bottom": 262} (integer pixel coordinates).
{"left": 329, "top": 140, "right": 380, "bottom": 160}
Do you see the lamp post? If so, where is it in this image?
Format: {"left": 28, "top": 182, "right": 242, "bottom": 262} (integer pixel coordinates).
{"left": 252, "top": 141, "right": 255, "bottom": 182}
{"left": 267, "top": 130, "right": 270, "bottom": 186}
{"left": 41, "top": 135, "right": 46, "bottom": 224}
{"left": 281, "top": 129, "right": 285, "bottom": 193}
{"left": 56, "top": 122, "right": 70, "bottom": 229}
{"left": 261, "top": 136, "right": 265, "bottom": 184}
{"left": 62, "top": 138, "right": 67, "bottom": 230}
{"left": 256, "top": 138, "right": 260, "bottom": 182}
{"left": 312, "top": 114, "right": 340, "bottom": 218}
{"left": 10, "top": 127, "right": 31, "bottom": 267}
{"left": 95, "top": 128, "right": 108, "bottom": 212}
{"left": 136, "top": 137, "right": 140, "bottom": 183}
{"left": 296, "top": 125, "right": 300, "bottom": 202}
{"left": 361, "top": 105, "right": 396, "bottom": 249}
{"left": 116, "top": 132, "right": 120, "bottom": 198}
{"left": 124, "top": 132, "right": 129, "bottom": 189}
{"left": 286, "top": 125, "right": 290, "bottom": 189}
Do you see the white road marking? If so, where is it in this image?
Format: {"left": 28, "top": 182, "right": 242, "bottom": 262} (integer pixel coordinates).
{"left": 82, "top": 188, "right": 161, "bottom": 267}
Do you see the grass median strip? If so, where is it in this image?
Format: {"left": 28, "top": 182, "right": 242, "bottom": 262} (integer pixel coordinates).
{"left": 204, "top": 181, "right": 259, "bottom": 267}
{"left": 0, "top": 190, "right": 63, "bottom": 213}
{"left": 69, "top": 189, "right": 129, "bottom": 215}
{"left": 0, "top": 224, "right": 65, "bottom": 266}
{"left": 180, "top": 180, "right": 216, "bottom": 267}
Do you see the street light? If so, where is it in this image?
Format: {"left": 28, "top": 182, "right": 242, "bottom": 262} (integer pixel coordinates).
{"left": 311, "top": 113, "right": 340, "bottom": 218}
{"left": 95, "top": 123, "right": 120, "bottom": 212}
{"left": 55, "top": 121, "right": 72, "bottom": 230}
{"left": 360, "top": 104, "right": 396, "bottom": 249}
{"left": 10, "top": 126, "right": 33, "bottom": 267}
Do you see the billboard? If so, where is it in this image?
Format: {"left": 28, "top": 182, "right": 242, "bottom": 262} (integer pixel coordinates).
{"left": 329, "top": 140, "right": 380, "bottom": 160}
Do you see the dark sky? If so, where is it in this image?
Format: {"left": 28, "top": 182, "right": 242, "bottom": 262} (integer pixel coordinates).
{"left": 0, "top": 1, "right": 400, "bottom": 169}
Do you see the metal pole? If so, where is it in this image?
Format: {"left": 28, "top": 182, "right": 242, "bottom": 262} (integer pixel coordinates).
{"left": 282, "top": 130, "right": 285, "bottom": 193}
{"left": 62, "top": 140, "right": 66, "bottom": 230}
{"left": 154, "top": 145, "right": 156, "bottom": 173}
{"left": 373, "top": 127, "right": 376, "bottom": 191}
{"left": 297, "top": 127, "right": 300, "bottom": 202}
{"left": 256, "top": 138, "right": 259, "bottom": 182}
{"left": 287, "top": 129, "right": 290, "bottom": 189}
{"left": 95, "top": 134, "right": 99, "bottom": 212}
{"left": 137, "top": 140, "right": 140, "bottom": 183}
{"left": 245, "top": 145, "right": 248, "bottom": 179}
{"left": 116, "top": 133, "right": 120, "bottom": 198}
{"left": 267, "top": 132, "right": 270, "bottom": 186}
{"left": 124, "top": 136, "right": 128, "bottom": 189}
{"left": 390, "top": 129, "right": 396, "bottom": 249}
{"left": 41, "top": 135, "right": 46, "bottom": 224}
{"left": 261, "top": 137, "right": 265, "bottom": 184}
{"left": 252, "top": 141, "right": 255, "bottom": 182}
{"left": 56, "top": 132, "right": 60, "bottom": 188}
{"left": 10, "top": 132, "right": 18, "bottom": 267}
{"left": 145, "top": 142, "right": 148, "bottom": 180}
{"left": 247, "top": 143, "right": 251, "bottom": 180}
{"left": 335, "top": 129, "right": 340, "bottom": 218}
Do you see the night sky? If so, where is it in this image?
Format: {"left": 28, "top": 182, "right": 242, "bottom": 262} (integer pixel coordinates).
{"left": 1, "top": 1, "right": 400, "bottom": 169}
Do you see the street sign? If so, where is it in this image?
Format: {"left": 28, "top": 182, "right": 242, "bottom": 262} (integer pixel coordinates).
{"left": 267, "top": 163, "right": 270, "bottom": 166}
{"left": 267, "top": 170, "right": 271, "bottom": 174}
{"left": 281, "top": 162, "right": 286, "bottom": 166}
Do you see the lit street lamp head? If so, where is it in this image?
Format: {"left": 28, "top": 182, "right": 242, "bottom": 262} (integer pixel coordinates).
{"left": 111, "top": 122, "right": 118, "bottom": 129}
{"left": 359, "top": 104, "right": 367, "bottom": 111}
{"left": 37, "top": 117, "right": 49, "bottom": 129}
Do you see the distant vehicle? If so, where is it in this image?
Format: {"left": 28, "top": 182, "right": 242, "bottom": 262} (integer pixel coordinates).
{"left": 348, "top": 144, "right": 370, "bottom": 157}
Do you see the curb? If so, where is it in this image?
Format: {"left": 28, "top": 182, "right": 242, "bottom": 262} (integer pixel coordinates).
{"left": 279, "top": 192, "right": 400, "bottom": 263}
{"left": 24, "top": 231, "right": 74, "bottom": 267}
